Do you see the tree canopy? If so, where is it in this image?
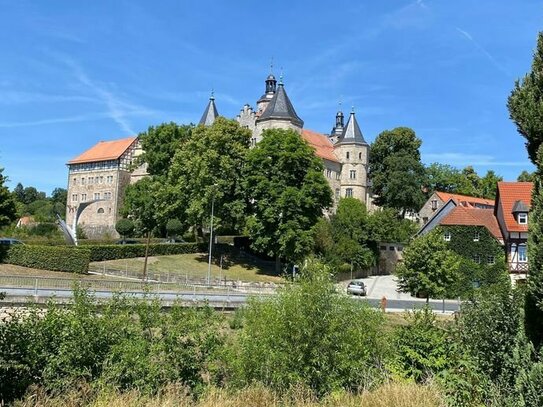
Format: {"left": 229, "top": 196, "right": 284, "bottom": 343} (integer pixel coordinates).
{"left": 508, "top": 32, "right": 543, "bottom": 165}
{"left": 0, "top": 168, "right": 17, "bottom": 228}
{"left": 369, "top": 127, "right": 426, "bottom": 216}
{"left": 244, "top": 128, "right": 332, "bottom": 267}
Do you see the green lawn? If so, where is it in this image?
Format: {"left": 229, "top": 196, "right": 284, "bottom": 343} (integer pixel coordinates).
{"left": 90, "top": 253, "right": 283, "bottom": 283}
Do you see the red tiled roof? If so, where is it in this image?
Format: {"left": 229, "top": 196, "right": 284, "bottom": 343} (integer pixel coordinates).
{"left": 68, "top": 137, "right": 137, "bottom": 164}
{"left": 301, "top": 129, "right": 339, "bottom": 163}
{"left": 496, "top": 182, "right": 533, "bottom": 233}
{"left": 441, "top": 206, "right": 503, "bottom": 241}
{"left": 435, "top": 192, "right": 494, "bottom": 207}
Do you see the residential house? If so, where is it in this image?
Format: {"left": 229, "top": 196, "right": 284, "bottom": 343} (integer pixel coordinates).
{"left": 418, "top": 191, "right": 494, "bottom": 225}
{"left": 494, "top": 182, "right": 533, "bottom": 274}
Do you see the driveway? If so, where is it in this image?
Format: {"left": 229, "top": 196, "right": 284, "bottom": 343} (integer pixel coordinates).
{"left": 338, "top": 274, "right": 425, "bottom": 301}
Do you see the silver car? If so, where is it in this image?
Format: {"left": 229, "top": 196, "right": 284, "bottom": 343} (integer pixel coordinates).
{"left": 346, "top": 279, "right": 367, "bottom": 296}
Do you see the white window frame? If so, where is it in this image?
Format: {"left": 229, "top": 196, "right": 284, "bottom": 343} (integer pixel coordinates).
{"left": 518, "top": 244, "right": 527, "bottom": 262}
{"left": 444, "top": 231, "right": 451, "bottom": 242}
{"left": 345, "top": 188, "right": 353, "bottom": 198}
{"left": 349, "top": 170, "right": 356, "bottom": 179}
{"left": 473, "top": 232, "right": 480, "bottom": 242}
{"left": 518, "top": 213, "right": 528, "bottom": 225}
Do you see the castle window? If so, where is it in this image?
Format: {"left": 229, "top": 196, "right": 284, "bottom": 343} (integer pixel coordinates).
{"left": 336, "top": 172, "right": 340, "bottom": 180}
{"left": 99, "top": 176, "right": 104, "bottom": 184}
{"left": 81, "top": 177, "right": 86, "bottom": 185}
{"left": 97, "top": 208, "right": 105, "bottom": 214}
{"left": 326, "top": 169, "right": 332, "bottom": 178}
{"left": 94, "top": 176, "right": 99, "bottom": 184}
{"left": 81, "top": 193, "right": 87, "bottom": 202}
{"left": 335, "top": 188, "right": 340, "bottom": 201}
{"left": 349, "top": 170, "right": 356, "bottom": 179}
{"left": 346, "top": 152, "right": 350, "bottom": 160}
{"left": 359, "top": 152, "right": 362, "bottom": 159}
{"left": 251, "top": 138, "right": 257, "bottom": 147}
{"left": 431, "top": 199, "right": 438, "bottom": 210}
{"left": 88, "top": 177, "right": 94, "bottom": 185}
{"left": 71, "top": 194, "right": 78, "bottom": 202}
{"left": 104, "top": 192, "right": 112, "bottom": 200}
{"left": 72, "top": 177, "right": 77, "bottom": 185}
{"left": 106, "top": 175, "right": 113, "bottom": 184}
{"left": 94, "top": 192, "right": 101, "bottom": 200}
{"left": 518, "top": 213, "right": 528, "bottom": 224}
{"left": 345, "top": 188, "right": 353, "bottom": 198}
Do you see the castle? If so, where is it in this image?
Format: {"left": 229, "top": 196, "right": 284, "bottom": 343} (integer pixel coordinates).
{"left": 66, "top": 73, "right": 373, "bottom": 238}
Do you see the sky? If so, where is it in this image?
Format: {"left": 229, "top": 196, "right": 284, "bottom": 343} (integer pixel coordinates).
{"left": 0, "top": 0, "right": 542, "bottom": 195}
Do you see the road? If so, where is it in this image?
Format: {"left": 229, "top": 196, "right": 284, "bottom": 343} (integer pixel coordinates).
{"left": 0, "top": 286, "right": 460, "bottom": 313}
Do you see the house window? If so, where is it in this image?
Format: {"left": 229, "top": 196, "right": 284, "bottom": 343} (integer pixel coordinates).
{"left": 345, "top": 188, "right": 353, "bottom": 198}
{"left": 473, "top": 232, "right": 480, "bottom": 242}
{"left": 81, "top": 193, "right": 87, "bottom": 202}
{"left": 431, "top": 200, "right": 438, "bottom": 210}
{"left": 444, "top": 231, "right": 451, "bottom": 241}
{"left": 346, "top": 152, "right": 350, "bottom": 160}
{"left": 97, "top": 208, "right": 105, "bottom": 214}
{"left": 71, "top": 194, "right": 78, "bottom": 202}
{"left": 487, "top": 255, "right": 495, "bottom": 265}
{"left": 518, "top": 245, "right": 527, "bottom": 262}
{"left": 335, "top": 188, "right": 340, "bottom": 201}
{"left": 472, "top": 254, "right": 481, "bottom": 264}
{"left": 380, "top": 246, "right": 387, "bottom": 250}
{"left": 518, "top": 213, "right": 528, "bottom": 224}
{"left": 349, "top": 170, "right": 356, "bottom": 179}
{"left": 94, "top": 192, "right": 101, "bottom": 200}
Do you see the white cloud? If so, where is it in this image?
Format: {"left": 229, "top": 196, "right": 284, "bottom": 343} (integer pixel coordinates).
{"left": 424, "top": 152, "right": 527, "bottom": 167}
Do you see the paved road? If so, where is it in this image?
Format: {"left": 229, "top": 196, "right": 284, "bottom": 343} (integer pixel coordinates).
{"left": 0, "top": 286, "right": 460, "bottom": 313}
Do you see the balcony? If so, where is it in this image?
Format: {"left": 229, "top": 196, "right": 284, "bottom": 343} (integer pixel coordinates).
{"left": 509, "top": 262, "right": 528, "bottom": 273}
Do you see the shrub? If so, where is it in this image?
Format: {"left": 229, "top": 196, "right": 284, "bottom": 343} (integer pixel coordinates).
{"left": 2, "top": 245, "right": 89, "bottom": 273}
{"left": 82, "top": 242, "right": 205, "bottom": 262}
{"left": 166, "top": 219, "right": 183, "bottom": 240}
{"left": 115, "top": 219, "right": 135, "bottom": 240}
{"left": 228, "top": 260, "right": 386, "bottom": 397}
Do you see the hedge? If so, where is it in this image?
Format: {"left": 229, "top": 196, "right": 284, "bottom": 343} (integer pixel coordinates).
{"left": 1, "top": 245, "right": 90, "bottom": 274}
{"left": 82, "top": 242, "right": 207, "bottom": 262}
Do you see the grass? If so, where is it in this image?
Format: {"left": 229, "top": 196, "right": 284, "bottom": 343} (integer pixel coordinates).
{"left": 90, "top": 253, "right": 283, "bottom": 284}
{"left": 15, "top": 383, "right": 446, "bottom": 407}
{"left": 0, "top": 264, "right": 120, "bottom": 281}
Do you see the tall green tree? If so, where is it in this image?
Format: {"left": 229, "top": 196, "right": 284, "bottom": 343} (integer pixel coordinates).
{"left": 479, "top": 170, "right": 503, "bottom": 199}
{"left": 138, "top": 122, "right": 192, "bottom": 177}
{"left": 0, "top": 168, "right": 17, "bottom": 228}
{"left": 425, "top": 163, "right": 465, "bottom": 194}
{"left": 508, "top": 32, "right": 543, "bottom": 165}
{"left": 508, "top": 32, "right": 543, "bottom": 348}
{"left": 518, "top": 170, "right": 536, "bottom": 182}
{"left": 244, "top": 128, "right": 332, "bottom": 271}
{"left": 162, "top": 117, "right": 251, "bottom": 236}
{"left": 396, "top": 229, "right": 462, "bottom": 301}
{"left": 369, "top": 127, "right": 426, "bottom": 217}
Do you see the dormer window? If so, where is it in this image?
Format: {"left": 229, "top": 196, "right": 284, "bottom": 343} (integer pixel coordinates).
{"left": 518, "top": 213, "right": 528, "bottom": 225}
{"left": 431, "top": 199, "right": 438, "bottom": 210}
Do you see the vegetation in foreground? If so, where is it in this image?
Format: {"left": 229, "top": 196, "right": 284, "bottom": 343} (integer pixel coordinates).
{"left": 1, "top": 261, "right": 539, "bottom": 407}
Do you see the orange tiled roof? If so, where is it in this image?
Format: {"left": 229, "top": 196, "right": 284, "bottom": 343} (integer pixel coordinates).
{"left": 301, "top": 129, "right": 339, "bottom": 163}
{"left": 441, "top": 206, "right": 503, "bottom": 241}
{"left": 68, "top": 137, "right": 137, "bottom": 164}
{"left": 435, "top": 192, "right": 494, "bottom": 207}
{"left": 496, "top": 182, "right": 533, "bottom": 233}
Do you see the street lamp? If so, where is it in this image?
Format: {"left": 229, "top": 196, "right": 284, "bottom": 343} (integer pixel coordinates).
{"left": 207, "top": 184, "right": 218, "bottom": 286}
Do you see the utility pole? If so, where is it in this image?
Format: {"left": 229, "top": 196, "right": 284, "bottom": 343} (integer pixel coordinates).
{"left": 207, "top": 185, "right": 217, "bottom": 286}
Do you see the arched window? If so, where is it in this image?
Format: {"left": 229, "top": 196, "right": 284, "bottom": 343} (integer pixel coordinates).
{"left": 97, "top": 208, "right": 105, "bottom": 214}
{"left": 359, "top": 152, "right": 362, "bottom": 159}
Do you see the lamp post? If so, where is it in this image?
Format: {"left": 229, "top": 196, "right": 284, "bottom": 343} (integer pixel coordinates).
{"left": 207, "top": 185, "right": 217, "bottom": 286}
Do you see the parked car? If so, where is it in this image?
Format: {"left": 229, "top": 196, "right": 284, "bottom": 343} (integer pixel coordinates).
{"left": 346, "top": 279, "right": 367, "bottom": 296}
{"left": 0, "top": 238, "right": 24, "bottom": 245}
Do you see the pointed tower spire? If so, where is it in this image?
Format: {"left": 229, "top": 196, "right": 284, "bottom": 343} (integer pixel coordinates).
{"left": 199, "top": 91, "right": 219, "bottom": 126}
{"left": 257, "top": 78, "right": 303, "bottom": 128}
{"left": 331, "top": 99, "right": 344, "bottom": 139}
{"left": 336, "top": 108, "right": 367, "bottom": 145}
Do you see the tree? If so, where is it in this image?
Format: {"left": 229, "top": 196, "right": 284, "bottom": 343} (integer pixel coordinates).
{"left": 115, "top": 219, "right": 135, "bottom": 242}
{"left": 396, "top": 229, "right": 462, "bottom": 301}
{"left": 122, "top": 178, "right": 160, "bottom": 279}
{"left": 12, "top": 182, "right": 24, "bottom": 202}
{"left": 138, "top": 122, "right": 192, "bottom": 177}
{"left": 508, "top": 32, "right": 543, "bottom": 165}
{"left": 165, "top": 219, "right": 183, "bottom": 241}
{"left": 369, "top": 127, "right": 426, "bottom": 217}
{"left": 368, "top": 208, "right": 418, "bottom": 243}
{"left": 518, "top": 170, "right": 535, "bottom": 182}
{"left": 244, "top": 128, "right": 332, "bottom": 271}
{"left": 162, "top": 118, "right": 251, "bottom": 236}
{"left": 479, "top": 170, "right": 502, "bottom": 199}
{"left": 0, "top": 168, "right": 17, "bottom": 228}
{"left": 21, "top": 186, "right": 45, "bottom": 205}
{"left": 425, "top": 163, "right": 464, "bottom": 194}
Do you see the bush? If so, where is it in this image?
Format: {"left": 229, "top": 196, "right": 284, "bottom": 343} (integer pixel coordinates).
{"left": 166, "top": 219, "right": 183, "bottom": 240}
{"left": 82, "top": 242, "right": 206, "bottom": 262}
{"left": 2, "top": 245, "right": 90, "bottom": 273}
{"left": 227, "top": 260, "right": 386, "bottom": 397}
{"left": 115, "top": 219, "right": 135, "bottom": 240}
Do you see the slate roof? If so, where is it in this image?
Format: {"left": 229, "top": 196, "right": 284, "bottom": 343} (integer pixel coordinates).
{"left": 68, "top": 137, "right": 137, "bottom": 164}
{"left": 336, "top": 111, "right": 367, "bottom": 145}
{"left": 435, "top": 192, "right": 494, "bottom": 208}
{"left": 512, "top": 200, "right": 530, "bottom": 213}
{"left": 301, "top": 129, "right": 339, "bottom": 163}
{"left": 495, "top": 182, "right": 533, "bottom": 233}
{"left": 257, "top": 83, "right": 303, "bottom": 127}
{"left": 441, "top": 206, "right": 503, "bottom": 241}
{"left": 199, "top": 96, "right": 219, "bottom": 126}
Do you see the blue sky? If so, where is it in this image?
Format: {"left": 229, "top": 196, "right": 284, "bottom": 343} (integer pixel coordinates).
{"left": 0, "top": 0, "right": 541, "bottom": 194}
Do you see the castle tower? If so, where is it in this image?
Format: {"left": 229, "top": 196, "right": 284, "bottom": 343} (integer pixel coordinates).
{"left": 333, "top": 108, "right": 370, "bottom": 204}
{"left": 254, "top": 76, "right": 304, "bottom": 142}
{"left": 199, "top": 92, "right": 219, "bottom": 126}
{"left": 330, "top": 109, "right": 344, "bottom": 144}
{"left": 256, "top": 73, "right": 277, "bottom": 114}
